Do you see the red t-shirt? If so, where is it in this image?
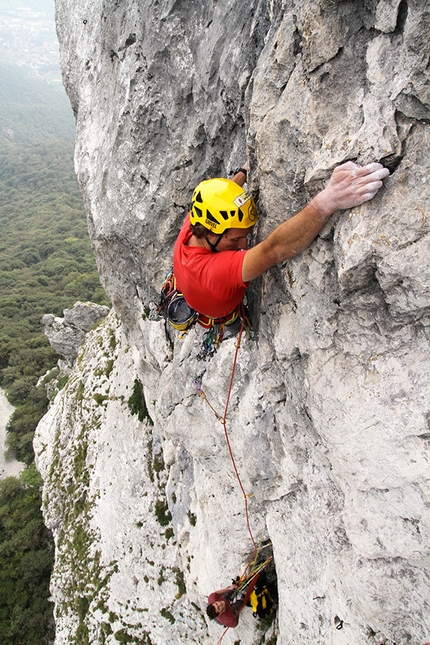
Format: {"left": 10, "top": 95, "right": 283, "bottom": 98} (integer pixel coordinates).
{"left": 207, "top": 592, "right": 239, "bottom": 628}
{"left": 173, "top": 214, "right": 249, "bottom": 318}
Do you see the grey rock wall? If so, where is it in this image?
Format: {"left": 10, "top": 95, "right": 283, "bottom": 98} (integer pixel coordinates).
{"left": 35, "top": 0, "right": 430, "bottom": 643}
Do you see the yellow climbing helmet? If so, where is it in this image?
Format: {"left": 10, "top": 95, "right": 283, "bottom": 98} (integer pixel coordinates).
{"left": 190, "top": 178, "right": 258, "bottom": 235}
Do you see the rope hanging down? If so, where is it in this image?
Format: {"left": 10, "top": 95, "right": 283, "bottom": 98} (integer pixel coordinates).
{"left": 194, "top": 320, "right": 273, "bottom": 645}
{"left": 194, "top": 320, "right": 256, "bottom": 549}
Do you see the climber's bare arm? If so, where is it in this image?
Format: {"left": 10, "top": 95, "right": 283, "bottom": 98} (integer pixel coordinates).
{"left": 242, "top": 162, "right": 389, "bottom": 283}
{"left": 232, "top": 162, "right": 249, "bottom": 187}
{"left": 213, "top": 584, "right": 237, "bottom": 595}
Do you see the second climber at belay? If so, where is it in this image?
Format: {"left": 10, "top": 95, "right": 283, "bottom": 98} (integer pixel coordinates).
{"left": 206, "top": 582, "right": 241, "bottom": 627}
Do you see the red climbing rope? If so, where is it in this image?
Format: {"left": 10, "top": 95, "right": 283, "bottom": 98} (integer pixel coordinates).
{"left": 194, "top": 315, "right": 269, "bottom": 644}
{"left": 194, "top": 318, "right": 257, "bottom": 549}
{"left": 220, "top": 321, "right": 257, "bottom": 550}
{"left": 216, "top": 626, "right": 229, "bottom": 645}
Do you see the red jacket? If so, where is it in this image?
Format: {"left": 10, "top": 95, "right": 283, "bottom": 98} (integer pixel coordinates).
{"left": 173, "top": 214, "right": 249, "bottom": 318}
{"left": 207, "top": 592, "right": 239, "bottom": 628}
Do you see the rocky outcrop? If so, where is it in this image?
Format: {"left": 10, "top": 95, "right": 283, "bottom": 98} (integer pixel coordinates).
{"left": 34, "top": 1, "right": 430, "bottom": 644}
{"left": 42, "top": 301, "right": 110, "bottom": 363}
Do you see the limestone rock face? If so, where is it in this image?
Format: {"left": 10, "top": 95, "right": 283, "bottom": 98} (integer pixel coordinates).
{"left": 34, "top": 1, "right": 430, "bottom": 644}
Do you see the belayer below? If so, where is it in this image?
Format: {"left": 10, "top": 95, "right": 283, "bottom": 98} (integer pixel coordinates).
{"left": 206, "top": 548, "right": 277, "bottom": 629}
{"left": 206, "top": 583, "right": 242, "bottom": 628}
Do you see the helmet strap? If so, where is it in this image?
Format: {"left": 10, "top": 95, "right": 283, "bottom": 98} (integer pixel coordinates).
{"left": 206, "top": 232, "right": 224, "bottom": 253}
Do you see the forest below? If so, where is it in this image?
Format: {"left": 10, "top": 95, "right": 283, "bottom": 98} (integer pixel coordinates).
{"left": 0, "top": 63, "right": 108, "bottom": 644}
{"left": 0, "top": 139, "right": 108, "bottom": 462}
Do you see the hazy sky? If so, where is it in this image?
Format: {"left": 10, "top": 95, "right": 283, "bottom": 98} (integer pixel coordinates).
{"left": 0, "top": 0, "right": 60, "bottom": 81}
{"left": 0, "top": 0, "right": 54, "bottom": 18}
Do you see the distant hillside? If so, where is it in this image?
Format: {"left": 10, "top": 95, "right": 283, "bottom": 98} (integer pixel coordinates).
{"left": 0, "top": 64, "right": 106, "bottom": 464}
{"left": 0, "top": 36, "right": 109, "bottom": 644}
{"left": 0, "top": 63, "right": 75, "bottom": 144}
{"left": 0, "top": 138, "right": 108, "bottom": 462}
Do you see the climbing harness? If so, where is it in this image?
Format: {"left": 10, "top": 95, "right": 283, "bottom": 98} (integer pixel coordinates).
{"left": 197, "top": 308, "right": 240, "bottom": 329}
{"left": 158, "top": 268, "right": 253, "bottom": 355}
{"left": 197, "top": 303, "right": 253, "bottom": 359}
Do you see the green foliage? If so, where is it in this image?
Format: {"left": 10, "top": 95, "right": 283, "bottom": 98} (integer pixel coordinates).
{"left": 0, "top": 466, "right": 54, "bottom": 645}
{"left": 145, "top": 438, "right": 165, "bottom": 484}
{"left": 57, "top": 374, "right": 69, "bottom": 390}
{"left": 48, "top": 423, "right": 115, "bottom": 645}
{"left": 93, "top": 393, "right": 109, "bottom": 406}
{"left": 5, "top": 382, "right": 50, "bottom": 465}
{"left": 113, "top": 628, "right": 151, "bottom": 644}
{"left": 157, "top": 565, "right": 166, "bottom": 586}
{"left": 187, "top": 510, "right": 197, "bottom": 527}
{"left": 105, "top": 359, "right": 114, "bottom": 378}
{"left": 154, "top": 499, "right": 172, "bottom": 527}
{"left": 173, "top": 568, "right": 186, "bottom": 599}
{"left": 0, "top": 139, "right": 109, "bottom": 461}
{"left": 160, "top": 608, "right": 175, "bottom": 624}
{"left": 76, "top": 380, "right": 85, "bottom": 402}
{"left": 127, "top": 379, "right": 153, "bottom": 425}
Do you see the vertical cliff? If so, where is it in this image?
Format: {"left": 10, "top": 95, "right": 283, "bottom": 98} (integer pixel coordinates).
{"left": 34, "top": 1, "right": 430, "bottom": 644}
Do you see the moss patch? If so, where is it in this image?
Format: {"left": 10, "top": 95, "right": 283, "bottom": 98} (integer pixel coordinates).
{"left": 128, "top": 379, "right": 153, "bottom": 425}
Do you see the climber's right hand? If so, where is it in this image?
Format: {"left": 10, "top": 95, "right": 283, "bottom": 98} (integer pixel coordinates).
{"left": 312, "top": 161, "right": 390, "bottom": 215}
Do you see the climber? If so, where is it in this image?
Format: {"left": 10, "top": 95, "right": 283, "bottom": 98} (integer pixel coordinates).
{"left": 172, "top": 160, "right": 389, "bottom": 325}
{"left": 206, "top": 582, "right": 241, "bottom": 627}
{"left": 205, "top": 548, "right": 275, "bottom": 629}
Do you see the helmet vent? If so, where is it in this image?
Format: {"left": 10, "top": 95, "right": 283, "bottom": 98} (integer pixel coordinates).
{"left": 206, "top": 210, "right": 220, "bottom": 225}
{"left": 189, "top": 178, "right": 258, "bottom": 233}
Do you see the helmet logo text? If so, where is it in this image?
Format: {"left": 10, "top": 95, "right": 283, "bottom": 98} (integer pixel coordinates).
{"left": 234, "top": 191, "right": 251, "bottom": 207}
